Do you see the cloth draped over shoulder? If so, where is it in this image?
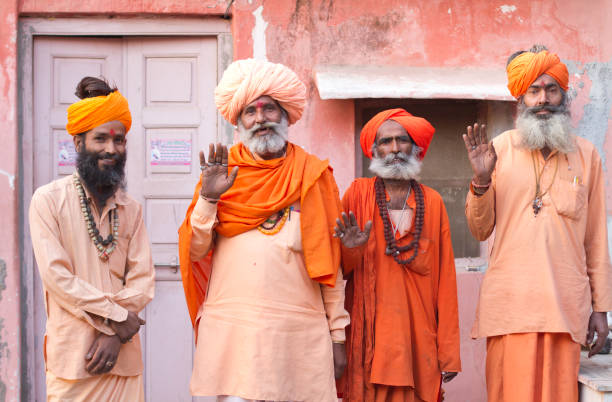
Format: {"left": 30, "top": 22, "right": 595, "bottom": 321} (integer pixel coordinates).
{"left": 360, "top": 108, "right": 435, "bottom": 160}
{"left": 214, "top": 58, "right": 306, "bottom": 126}
{"left": 66, "top": 91, "right": 132, "bottom": 135}
{"left": 506, "top": 50, "right": 569, "bottom": 98}
{"left": 178, "top": 143, "right": 343, "bottom": 326}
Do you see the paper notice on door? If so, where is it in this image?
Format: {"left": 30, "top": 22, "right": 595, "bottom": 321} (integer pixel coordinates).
{"left": 58, "top": 140, "right": 77, "bottom": 167}
{"left": 150, "top": 139, "right": 191, "bottom": 166}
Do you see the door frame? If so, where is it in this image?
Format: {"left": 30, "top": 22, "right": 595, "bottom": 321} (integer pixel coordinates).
{"left": 18, "top": 17, "right": 232, "bottom": 400}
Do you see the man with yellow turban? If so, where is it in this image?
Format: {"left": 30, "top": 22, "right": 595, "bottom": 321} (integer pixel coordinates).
{"left": 464, "top": 45, "right": 612, "bottom": 401}
{"left": 339, "top": 108, "right": 461, "bottom": 402}
{"left": 178, "top": 59, "right": 369, "bottom": 401}
{"left": 29, "top": 76, "right": 155, "bottom": 401}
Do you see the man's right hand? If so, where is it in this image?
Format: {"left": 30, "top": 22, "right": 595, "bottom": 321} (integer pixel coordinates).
{"left": 199, "top": 143, "right": 239, "bottom": 200}
{"left": 110, "top": 311, "right": 145, "bottom": 343}
{"left": 462, "top": 123, "right": 497, "bottom": 185}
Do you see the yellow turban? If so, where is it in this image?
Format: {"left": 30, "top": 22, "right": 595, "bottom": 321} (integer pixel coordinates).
{"left": 214, "top": 59, "right": 306, "bottom": 126}
{"left": 66, "top": 91, "right": 132, "bottom": 135}
{"left": 506, "top": 50, "right": 569, "bottom": 98}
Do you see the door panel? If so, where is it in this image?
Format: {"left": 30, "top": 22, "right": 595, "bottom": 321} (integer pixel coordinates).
{"left": 33, "top": 35, "right": 218, "bottom": 402}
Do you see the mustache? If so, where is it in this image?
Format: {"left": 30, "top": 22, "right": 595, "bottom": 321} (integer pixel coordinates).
{"left": 97, "top": 152, "right": 123, "bottom": 162}
{"left": 247, "top": 121, "right": 282, "bottom": 135}
{"left": 523, "top": 104, "right": 567, "bottom": 116}
{"left": 381, "top": 152, "right": 411, "bottom": 164}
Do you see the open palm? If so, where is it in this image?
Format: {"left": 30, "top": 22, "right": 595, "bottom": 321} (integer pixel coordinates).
{"left": 462, "top": 123, "right": 496, "bottom": 184}
{"left": 199, "top": 143, "right": 239, "bottom": 200}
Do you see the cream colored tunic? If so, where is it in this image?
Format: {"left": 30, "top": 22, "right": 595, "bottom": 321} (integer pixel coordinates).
{"left": 466, "top": 130, "right": 612, "bottom": 343}
{"left": 29, "top": 174, "right": 155, "bottom": 380}
{"left": 189, "top": 198, "right": 349, "bottom": 401}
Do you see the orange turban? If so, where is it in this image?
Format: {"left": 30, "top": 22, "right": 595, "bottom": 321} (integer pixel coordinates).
{"left": 66, "top": 91, "right": 132, "bottom": 135}
{"left": 506, "top": 50, "right": 569, "bottom": 98}
{"left": 360, "top": 108, "right": 435, "bottom": 160}
{"left": 214, "top": 59, "right": 306, "bottom": 126}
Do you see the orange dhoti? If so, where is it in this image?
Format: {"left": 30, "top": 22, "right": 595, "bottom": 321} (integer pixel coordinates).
{"left": 486, "top": 332, "right": 580, "bottom": 402}
{"left": 46, "top": 371, "right": 144, "bottom": 402}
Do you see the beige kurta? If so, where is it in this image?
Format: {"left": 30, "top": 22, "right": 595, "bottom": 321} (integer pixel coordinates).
{"left": 466, "top": 130, "right": 612, "bottom": 343}
{"left": 189, "top": 197, "right": 349, "bottom": 401}
{"left": 29, "top": 174, "right": 155, "bottom": 383}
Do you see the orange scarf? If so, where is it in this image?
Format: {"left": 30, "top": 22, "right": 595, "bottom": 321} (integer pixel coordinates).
{"left": 178, "top": 142, "right": 342, "bottom": 327}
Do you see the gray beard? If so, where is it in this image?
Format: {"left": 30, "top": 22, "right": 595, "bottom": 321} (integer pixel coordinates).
{"left": 369, "top": 148, "right": 422, "bottom": 180}
{"left": 516, "top": 104, "right": 575, "bottom": 153}
{"left": 237, "top": 115, "right": 289, "bottom": 155}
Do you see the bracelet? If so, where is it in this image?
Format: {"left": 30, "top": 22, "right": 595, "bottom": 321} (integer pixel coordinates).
{"left": 201, "top": 195, "right": 220, "bottom": 204}
{"left": 332, "top": 340, "right": 345, "bottom": 344}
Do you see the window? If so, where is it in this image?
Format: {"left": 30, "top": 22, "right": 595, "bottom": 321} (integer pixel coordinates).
{"left": 355, "top": 98, "right": 514, "bottom": 260}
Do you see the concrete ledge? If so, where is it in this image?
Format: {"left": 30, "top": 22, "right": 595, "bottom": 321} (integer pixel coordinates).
{"left": 579, "top": 351, "right": 612, "bottom": 394}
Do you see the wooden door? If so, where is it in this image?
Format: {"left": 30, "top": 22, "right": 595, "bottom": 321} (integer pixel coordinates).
{"left": 33, "top": 35, "right": 217, "bottom": 402}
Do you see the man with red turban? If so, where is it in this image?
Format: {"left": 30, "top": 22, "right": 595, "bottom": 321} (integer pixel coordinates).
{"left": 339, "top": 108, "right": 461, "bottom": 402}
{"left": 178, "top": 59, "right": 369, "bottom": 401}
{"left": 29, "top": 76, "right": 154, "bottom": 401}
{"left": 464, "top": 45, "right": 612, "bottom": 402}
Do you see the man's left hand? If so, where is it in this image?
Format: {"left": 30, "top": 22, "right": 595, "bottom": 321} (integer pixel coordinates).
{"left": 85, "top": 333, "right": 122, "bottom": 375}
{"left": 441, "top": 371, "right": 458, "bottom": 383}
{"left": 586, "top": 311, "right": 609, "bottom": 357}
{"left": 332, "top": 342, "right": 347, "bottom": 379}
{"left": 334, "top": 211, "right": 372, "bottom": 249}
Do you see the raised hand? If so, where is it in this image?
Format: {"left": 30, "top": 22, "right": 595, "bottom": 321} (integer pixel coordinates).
{"left": 199, "top": 143, "right": 239, "bottom": 200}
{"left": 334, "top": 211, "right": 372, "bottom": 248}
{"left": 462, "top": 123, "right": 497, "bottom": 185}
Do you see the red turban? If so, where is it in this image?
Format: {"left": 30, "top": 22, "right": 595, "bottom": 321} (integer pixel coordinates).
{"left": 506, "top": 50, "right": 569, "bottom": 98}
{"left": 360, "top": 108, "right": 435, "bottom": 160}
{"left": 214, "top": 59, "right": 306, "bottom": 126}
{"left": 66, "top": 91, "right": 132, "bottom": 135}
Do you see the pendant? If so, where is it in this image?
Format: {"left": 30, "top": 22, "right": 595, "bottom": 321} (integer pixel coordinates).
{"left": 532, "top": 196, "right": 543, "bottom": 216}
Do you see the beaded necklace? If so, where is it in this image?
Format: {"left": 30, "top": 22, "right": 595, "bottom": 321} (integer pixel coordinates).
{"left": 73, "top": 173, "right": 119, "bottom": 261}
{"left": 374, "top": 177, "right": 425, "bottom": 266}
{"left": 531, "top": 151, "right": 559, "bottom": 216}
{"left": 257, "top": 207, "right": 291, "bottom": 235}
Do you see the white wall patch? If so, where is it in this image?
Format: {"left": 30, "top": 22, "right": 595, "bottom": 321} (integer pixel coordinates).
{"left": 252, "top": 6, "right": 268, "bottom": 61}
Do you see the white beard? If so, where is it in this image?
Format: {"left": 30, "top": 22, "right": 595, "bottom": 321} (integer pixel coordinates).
{"left": 369, "top": 147, "right": 423, "bottom": 180}
{"left": 516, "top": 106, "right": 575, "bottom": 153}
{"left": 237, "top": 115, "right": 289, "bottom": 155}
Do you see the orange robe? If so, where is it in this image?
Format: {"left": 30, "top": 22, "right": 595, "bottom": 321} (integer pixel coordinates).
{"left": 340, "top": 178, "right": 461, "bottom": 402}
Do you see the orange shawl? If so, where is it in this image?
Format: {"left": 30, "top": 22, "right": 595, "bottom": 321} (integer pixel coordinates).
{"left": 178, "top": 143, "right": 343, "bottom": 327}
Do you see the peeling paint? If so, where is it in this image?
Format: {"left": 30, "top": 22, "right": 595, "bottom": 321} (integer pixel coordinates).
{"left": 252, "top": 5, "right": 268, "bottom": 61}
{"left": 499, "top": 5, "right": 517, "bottom": 14}
{"left": 567, "top": 58, "right": 612, "bottom": 167}
{"left": 0, "top": 169, "right": 15, "bottom": 190}
{"left": 0, "top": 259, "right": 6, "bottom": 401}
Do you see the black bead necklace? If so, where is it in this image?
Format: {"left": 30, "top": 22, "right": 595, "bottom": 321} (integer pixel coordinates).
{"left": 374, "top": 176, "right": 425, "bottom": 266}
{"left": 73, "top": 173, "right": 119, "bottom": 261}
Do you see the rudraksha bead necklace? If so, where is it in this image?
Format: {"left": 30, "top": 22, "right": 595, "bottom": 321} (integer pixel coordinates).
{"left": 73, "top": 173, "right": 119, "bottom": 261}
{"left": 375, "top": 176, "right": 425, "bottom": 266}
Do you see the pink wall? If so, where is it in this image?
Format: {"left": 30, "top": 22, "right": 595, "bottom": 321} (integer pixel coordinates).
{"left": 0, "top": 0, "right": 20, "bottom": 400}
{"left": 5, "top": 0, "right": 612, "bottom": 400}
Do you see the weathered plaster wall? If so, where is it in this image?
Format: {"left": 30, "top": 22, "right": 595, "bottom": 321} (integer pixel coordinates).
{"left": 0, "top": 0, "right": 20, "bottom": 400}
{"left": 226, "top": 0, "right": 612, "bottom": 197}
{"left": 6, "top": 0, "right": 612, "bottom": 401}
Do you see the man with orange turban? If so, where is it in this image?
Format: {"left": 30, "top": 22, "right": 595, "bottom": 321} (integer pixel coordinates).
{"left": 178, "top": 59, "right": 369, "bottom": 401}
{"left": 340, "top": 108, "right": 461, "bottom": 402}
{"left": 29, "top": 76, "right": 155, "bottom": 401}
{"left": 464, "top": 45, "right": 612, "bottom": 402}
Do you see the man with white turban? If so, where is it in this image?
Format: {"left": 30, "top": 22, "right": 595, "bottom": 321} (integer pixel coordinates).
{"left": 178, "top": 59, "right": 369, "bottom": 401}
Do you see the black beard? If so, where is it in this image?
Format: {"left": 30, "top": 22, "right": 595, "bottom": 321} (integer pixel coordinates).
{"left": 76, "top": 147, "right": 126, "bottom": 207}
